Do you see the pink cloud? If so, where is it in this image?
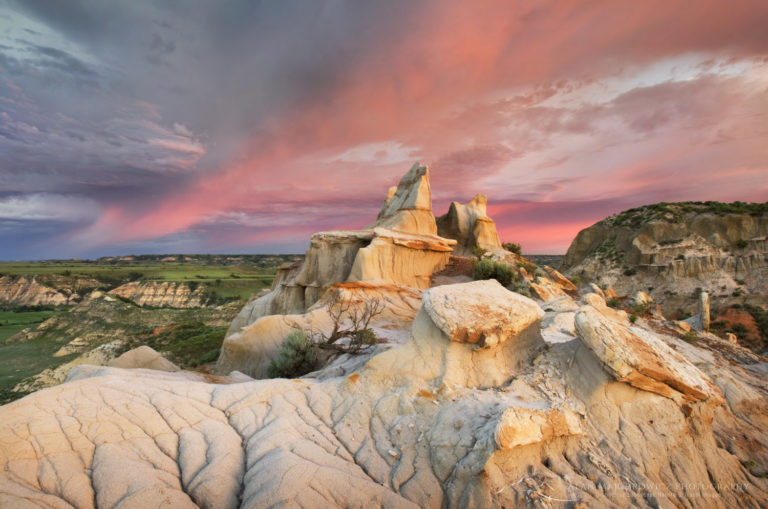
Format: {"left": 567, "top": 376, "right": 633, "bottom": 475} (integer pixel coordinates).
{"left": 66, "top": 0, "right": 768, "bottom": 254}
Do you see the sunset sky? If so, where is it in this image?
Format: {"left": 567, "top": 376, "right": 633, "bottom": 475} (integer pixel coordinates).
{"left": 1, "top": 1, "right": 767, "bottom": 259}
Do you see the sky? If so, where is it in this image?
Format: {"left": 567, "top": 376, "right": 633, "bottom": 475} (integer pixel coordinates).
{"left": 1, "top": 0, "right": 767, "bottom": 259}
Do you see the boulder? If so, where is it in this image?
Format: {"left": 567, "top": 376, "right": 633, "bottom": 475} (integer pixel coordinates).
{"left": 529, "top": 277, "right": 568, "bottom": 303}
{"left": 542, "top": 266, "right": 578, "bottom": 292}
{"left": 575, "top": 305, "right": 724, "bottom": 405}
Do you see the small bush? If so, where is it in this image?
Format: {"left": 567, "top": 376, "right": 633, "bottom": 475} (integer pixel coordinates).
{"left": 623, "top": 267, "right": 637, "bottom": 276}
{"left": 633, "top": 301, "right": 652, "bottom": 316}
{"left": 682, "top": 331, "right": 699, "bottom": 343}
{"left": 472, "top": 246, "right": 489, "bottom": 259}
{"left": 736, "top": 279, "right": 746, "bottom": 285}
{"left": 473, "top": 259, "right": 514, "bottom": 286}
{"left": 607, "top": 298, "right": 621, "bottom": 309}
{"left": 570, "top": 275, "right": 580, "bottom": 286}
{"left": 502, "top": 242, "right": 522, "bottom": 255}
{"left": 473, "top": 259, "right": 495, "bottom": 280}
{"left": 267, "top": 330, "right": 318, "bottom": 378}
{"left": 736, "top": 239, "right": 748, "bottom": 249}
{"left": 517, "top": 260, "right": 536, "bottom": 273}
{"left": 629, "top": 314, "right": 638, "bottom": 324}
{"left": 675, "top": 254, "right": 685, "bottom": 261}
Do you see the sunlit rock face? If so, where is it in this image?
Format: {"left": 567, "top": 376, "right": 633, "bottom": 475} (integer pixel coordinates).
{"left": 436, "top": 194, "right": 503, "bottom": 257}
{"left": 219, "top": 163, "right": 456, "bottom": 377}
{"left": 3, "top": 277, "right": 768, "bottom": 508}
{"left": 109, "top": 281, "right": 205, "bottom": 308}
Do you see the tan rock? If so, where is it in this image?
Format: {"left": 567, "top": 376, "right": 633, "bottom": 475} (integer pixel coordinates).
{"left": 346, "top": 228, "right": 455, "bottom": 289}
{"left": 108, "top": 346, "right": 179, "bottom": 372}
{"left": 674, "top": 320, "right": 692, "bottom": 333}
{"left": 604, "top": 287, "right": 618, "bottom": 299}
{"left": 109, "top": 281, "right": 205, "bottom": 308}
{"left": 436, "top": 194, "right": 502, "bottom": 256}
{"left": 575, "top": 305, "right": 724, "bottom": 405}
{"left": 543, "top": 266, "right": 578, "bottom": 292}
{"left": 423, "top": 280, "right": 543, "bottom": 348}
{"left": 633, "top": 291, "right": 653, "bottom": 307}
{"left": 368, "top": 162, "right": 437, "bottom": 235}
{"left": 495, "top": 406, "right": 582, "bottom": 449}
{"left": 529, "top": 277, "right": 568, "bottom": 303}
{"left": 726, "top": 332, "right": 738, "bottom": 344}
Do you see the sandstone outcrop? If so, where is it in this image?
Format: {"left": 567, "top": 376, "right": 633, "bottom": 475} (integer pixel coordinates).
{"left": 109, "top": 281, "right": 206, "bottom": 308}
{"left": 368, "top": 162, "right": 437, "bottom": 234}
{"left": 108, "top": 345, "right": 179, "bottom": 371}
{"left": 436, "top": 194, "right": 503, "bottom": 256}
{"left": 2, "top": 277, "right": 768, "bottom": 508}
{"left": 0, "top": 275, "right": 70, "bottom": 306}
{"left": 220, "top": 164, "right": 459, "bottom": 376}
{"left": 560, "top": 201, "right": 768, "bottom": 322}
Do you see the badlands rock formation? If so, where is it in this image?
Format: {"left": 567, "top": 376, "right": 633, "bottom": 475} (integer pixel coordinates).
{"left": 436, "top": 194, "right": 503, "bottom": 256}
{"left": 109, "top": 281, "right": 206, "bottom": 308}
{"left": 219, "top": 163, "right": 458, "bottom": 376}
{"left": 2, "top": 166, "right": 767, "bottom": 508}
{"left": 0, "top": 275, "right": 73, "bottom": 306}
{"left": 2, "top": 279, "right": 768, "bottom": 507}
{"left": 560, "top": 202, "right": 768, "bottom": 315}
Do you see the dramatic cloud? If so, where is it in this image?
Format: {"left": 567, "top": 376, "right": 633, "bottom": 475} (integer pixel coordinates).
{"left": 1, "top": 0, "right": 767, "bottom": 258}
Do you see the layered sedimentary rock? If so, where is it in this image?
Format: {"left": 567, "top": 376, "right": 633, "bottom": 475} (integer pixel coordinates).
{"left": 109, "top": 281, "right": 206, "bottom": 308}
{"left": 0, "top": 275, "right": 71, "bottom": 306}
{"left": 2, "top": 280, "right": 768, "bottom": 508}
{"left": 368, "top": 162, "right": 437, "bottom": 234}
{"left": 560, "top": 202, "right": 768, "bottom": 316}
{"left": 436, "top": 194, "right": 503, "bottom": 256}
{"left": 220, "top": 163, "right": 456, "bottom": 376}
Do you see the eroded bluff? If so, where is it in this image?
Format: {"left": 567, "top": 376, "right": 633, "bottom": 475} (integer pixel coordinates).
{"left": 560, "top": 201, "right": 768, "bottom": 315}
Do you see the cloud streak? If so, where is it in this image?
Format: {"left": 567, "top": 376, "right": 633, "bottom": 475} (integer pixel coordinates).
{"left": 1, "top": 0, "right": 767, "bottom": 258}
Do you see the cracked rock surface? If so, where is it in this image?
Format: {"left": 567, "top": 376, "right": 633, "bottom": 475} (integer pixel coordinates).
{"left": 2, "top": 282, "right": 768, "bottom": 508}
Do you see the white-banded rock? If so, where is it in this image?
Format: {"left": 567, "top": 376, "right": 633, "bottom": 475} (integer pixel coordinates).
{"left": 109, "top": 281, "right": 205, "bottom": 308}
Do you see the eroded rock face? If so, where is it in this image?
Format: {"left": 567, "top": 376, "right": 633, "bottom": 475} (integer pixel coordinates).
{"left": 3, "top": 276, "right": 768, "bottom": 508}
{"left": 368, "top": 162, "right": 437, "bottom": 235}
{"left": 0, "top": 275, "right": 70, "bottom": 306}
{"left": 436, "top": 194, "right": 503, "bottom": 256}
{"left": 575, "top": 304, "right": 724, "bottom": 405}
{"left": 110, "top": 281, "right": 205, "bottom": 308}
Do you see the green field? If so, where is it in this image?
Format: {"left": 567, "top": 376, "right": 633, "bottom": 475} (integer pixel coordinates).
{"left": 0, "top": 254, "right": 298, "bottom": 404}
{"left": 0, "top": 310, "right": 63, "bottom": 342}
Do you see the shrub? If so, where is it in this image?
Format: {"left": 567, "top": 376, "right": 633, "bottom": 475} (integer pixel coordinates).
{"left": 675, "top": 254, "right": 685, "bottom": 260}
{"left": 311, "top": 289, "right": 384, "bottom": 354}
{"left": 607, "top": 298, "right": 621, "bottom": 309}
{"left": 736, "top": 239, "right": 748, "bottom": 249}
{"left": 473, "top": 259, "right": 495, "bottom": 280}
{"left": 267, "top": 330, "right": 318, "bottom": 378}
{"left": 623, "top": 267, "right": 637, "bottom": 276}
{"left": 517, "top": 260, "right": 536, "bottom": 273}
{"left": 502, "top": 242, "right": 522, "bottom": 255}
{"left": 472, "top": 246, "right": 489, "bottom": 259}
{"left": 473, "top": 259, "right": 514, "bottom": 286}
{"left": 629, "top": 314, "right": 638, "bottom": 324}
{"left": 570, "top": 275, "right": 581, "bottom": 286}
{"left": 682, "top": 331, "right": 699, "bottom": 343}
{"left": 494, "top": 263, "right": 514, "bottom": 286}
{"left": 633, "top": 301, "right": 652, "bottom": 316}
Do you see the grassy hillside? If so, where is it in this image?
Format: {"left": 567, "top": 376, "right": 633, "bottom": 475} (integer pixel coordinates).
{"left": 601, "top": 201, "right": 768, "bottom": 228}
{"left": 0, "top": 254, "right": 301, "bottom": 404}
